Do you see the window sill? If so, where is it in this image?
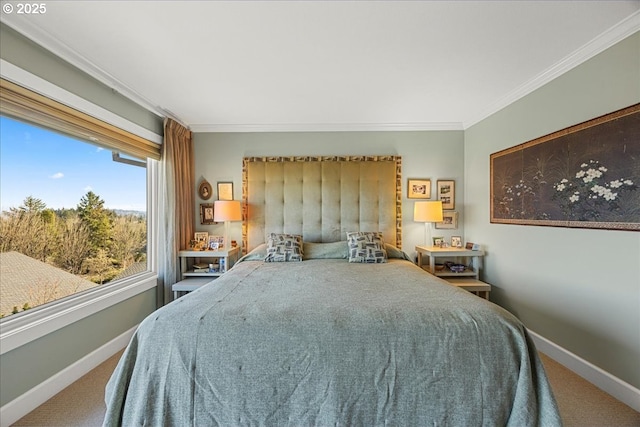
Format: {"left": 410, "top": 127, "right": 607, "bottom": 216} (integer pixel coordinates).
{"left": 0, "top": 273, "right": 157, "bottom": 355}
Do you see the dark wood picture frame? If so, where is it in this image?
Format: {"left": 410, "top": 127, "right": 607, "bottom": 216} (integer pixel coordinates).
{"left": 200, "top": 203, "right": 215, "bottom": 225}
{"left": 490, "top": 104, "right": 639, "bottom": 231}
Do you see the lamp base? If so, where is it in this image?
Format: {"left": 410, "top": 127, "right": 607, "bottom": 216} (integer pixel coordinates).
{"left": 424, "top": 222, "right": 431, "bottom": 246}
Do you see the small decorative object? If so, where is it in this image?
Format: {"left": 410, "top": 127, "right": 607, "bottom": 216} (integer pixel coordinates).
{"left": 200, "top": 203, "right": 215, "bottom": 225}
{"left": 465, "top": 242, "right": 481, "bottom": 250}
{"left": 198, "top": 179, "right": 212, "bottom": 200}
{"left": 217, "top": 181, "right": 234, "bottom": 201}
{"left": 208, "top": 235, "right": 224, "bottom": 250}
{"left": 219, "top": 258, "right": 226, "bottom": 273}
{"left": 451, "top": 236, "right": 462, "bottom": 247}
{"left": 407, "top": 179, "right": 431, "bottom": 199}
{"left": 435, "top": 211, "right": 458, "bottom": 229}
{"left": 432, "top": 236, "right": 444, "bottom": 246}
{"left": 194, "top": 232, "right": 208, "bottom": 250}
{"left": 437, "top": 180, "right": 455, "bottom": 210}
{"left": 446, "top": 262, "right": 466, "bottom": 273}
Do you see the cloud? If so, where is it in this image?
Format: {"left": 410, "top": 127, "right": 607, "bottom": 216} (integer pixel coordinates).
{"left": 50, "top": 172, "right": 64, "bottom": 179}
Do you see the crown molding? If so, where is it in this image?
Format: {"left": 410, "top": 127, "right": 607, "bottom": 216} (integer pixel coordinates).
{"left": 463, "top": 10, "right": 640, "bottom": 129}
{"left": 189, "top": 121, "right": 464, "bottom": 133}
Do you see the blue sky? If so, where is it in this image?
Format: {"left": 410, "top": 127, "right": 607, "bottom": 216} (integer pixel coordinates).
{"left": 1, "top": 116, "right": 147, "bottom": 212}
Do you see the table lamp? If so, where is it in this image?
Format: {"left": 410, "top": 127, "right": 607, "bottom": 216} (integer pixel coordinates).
{"left": 213, "top": 200, "right": 242, "bottom": 250}
{"left": 414, "top": 201, "right": 443, "bottom": 246}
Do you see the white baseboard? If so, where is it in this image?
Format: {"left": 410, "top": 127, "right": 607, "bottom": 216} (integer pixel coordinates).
{"left": 529, "top": 329, "right": 640, "bottom": 412}
{"left": 0, "top": 326, "right": 136, "bottom": 427}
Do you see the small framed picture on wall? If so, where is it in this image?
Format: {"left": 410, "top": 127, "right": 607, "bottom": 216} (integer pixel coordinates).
{"left": 217, "top": 181, "right": 233, "bottom": 201}
{"left": 435, "top": 211, "right": 458, "bottom": 229}
{"left": 407, "top": 179, "right": 431, "bottom": 199}
{"left": 200, "top": 203, "right": 214, "bottom": 225}
{"left": 437, "top": 180, "right": 455, "bottom": 209}
{"left": 198, "top": 180, "right": 212, "bottom": 200}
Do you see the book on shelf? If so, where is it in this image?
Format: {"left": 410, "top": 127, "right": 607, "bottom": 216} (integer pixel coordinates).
{"left": 193, "top": 263, "right": 209, "bottom": 269}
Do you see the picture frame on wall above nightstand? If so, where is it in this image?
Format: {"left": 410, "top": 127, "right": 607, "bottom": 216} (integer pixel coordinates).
{"left": 437, "top": 180, "right": 455, "bottom": 209}
{"left": 435, "top": 211, "right": 458, "bottom": 229}
{"left": 217, "top": 182, "right": 233, "bottom": 201}
{"left": 200, "top": 203, "right": 215, "bottom": 225}
{"left": 407, "top": 179, "right": 431, "bottom": 199}
{"left": 198, "top": 179, "right": 212, "bottom": 200}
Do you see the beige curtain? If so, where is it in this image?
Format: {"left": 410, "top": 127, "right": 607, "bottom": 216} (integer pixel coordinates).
{"left": 160, "top": 118, "right": 194, "bottom": 304}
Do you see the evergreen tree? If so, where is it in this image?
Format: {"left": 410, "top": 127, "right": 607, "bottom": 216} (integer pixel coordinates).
{"left": 77, "top": 191, "right": 114, "bottom": 253}
{"left": 17, "top": 196, "right": 46, "bottom": 213}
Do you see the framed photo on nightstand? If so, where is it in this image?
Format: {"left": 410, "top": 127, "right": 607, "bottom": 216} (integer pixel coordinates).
{"left": 451, "top": 236, "right": 462, "bottom": 248}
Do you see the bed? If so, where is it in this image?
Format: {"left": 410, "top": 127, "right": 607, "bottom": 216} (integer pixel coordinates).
{"left": 104, "top": 156, "right": 561, "bottom": 426}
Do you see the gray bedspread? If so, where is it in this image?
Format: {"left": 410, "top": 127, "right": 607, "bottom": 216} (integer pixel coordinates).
{"left": 104, "top": 258, "right": 561, "bottom": 426}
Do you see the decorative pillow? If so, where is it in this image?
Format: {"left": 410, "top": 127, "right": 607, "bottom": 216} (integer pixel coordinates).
{"left": 264, "top": 233, "right": 303, "bottom": 262}
{"left": 346, "top": 231, "right": 387, "bottom": 263}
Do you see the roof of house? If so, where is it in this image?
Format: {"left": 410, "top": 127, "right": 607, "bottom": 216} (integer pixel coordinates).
{"left": 0, "top": 252, "right": 98, "bottom": 316}
{"left": 111, "top": 262, "right": 147, "bottom": 281}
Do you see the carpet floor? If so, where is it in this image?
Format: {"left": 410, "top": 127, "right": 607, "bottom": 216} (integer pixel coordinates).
{"left": 11, "top": 351, "right": 640, "bottom": 426}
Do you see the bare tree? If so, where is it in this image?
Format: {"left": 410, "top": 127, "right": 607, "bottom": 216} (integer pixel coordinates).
{"left": 0, "top": 210, "right": 48, "bottom": 261}
{"left": 111, "top": 216, "right": 146, "bottom": 269}
{"left": 55, "top": 216, "right": 92, "bottom": 274}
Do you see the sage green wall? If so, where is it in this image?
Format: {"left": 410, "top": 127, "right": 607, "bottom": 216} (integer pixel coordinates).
{"left": 464, "top": 32, "right": 640, "bottom": 389}
{"left": 0, "top": 288, "right": 156, "bottom": 406}
{"left": 193, "top": 131, "right": 465, "bottom": 258}
{"left": 0, "top": 23, "right": 163, "bottom": 136}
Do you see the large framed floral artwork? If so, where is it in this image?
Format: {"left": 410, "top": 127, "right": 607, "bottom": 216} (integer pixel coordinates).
{"left": 490, "top": 103, "right": 639, "bottom": 231}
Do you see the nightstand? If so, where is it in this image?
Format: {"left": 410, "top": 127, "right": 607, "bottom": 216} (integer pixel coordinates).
{"left": 172, "top": 246, "right": 240, "bottom": 299}
{"left": 415, "top": 245, "right": 491, "bottom": 300}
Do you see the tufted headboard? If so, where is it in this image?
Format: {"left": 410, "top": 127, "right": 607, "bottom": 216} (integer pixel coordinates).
{"left": 242, "top": 156, "right": 402, "bottom": 254}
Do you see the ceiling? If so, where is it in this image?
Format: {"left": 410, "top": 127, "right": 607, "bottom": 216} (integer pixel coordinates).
{"left": 3, "top": 1, "right": 639, "bottom": 132}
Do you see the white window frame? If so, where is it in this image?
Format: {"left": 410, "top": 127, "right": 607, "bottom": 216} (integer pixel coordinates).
{"left": 0, "top": 60, "right": 162, "bottom": 355}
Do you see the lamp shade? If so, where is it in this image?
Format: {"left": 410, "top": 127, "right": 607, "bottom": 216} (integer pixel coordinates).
{"left": 213, "top": 200, "right": 242, "bottom": 222}
{"left": 414, "top": 201, "right": 443, "bottom": 223}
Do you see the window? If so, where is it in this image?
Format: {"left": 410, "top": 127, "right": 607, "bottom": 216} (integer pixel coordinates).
{"left": 0, "top": 75, "right": 161, "bottom": 351}
{"left": 0, "top": 116, "right": 148, "bottom": 317}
